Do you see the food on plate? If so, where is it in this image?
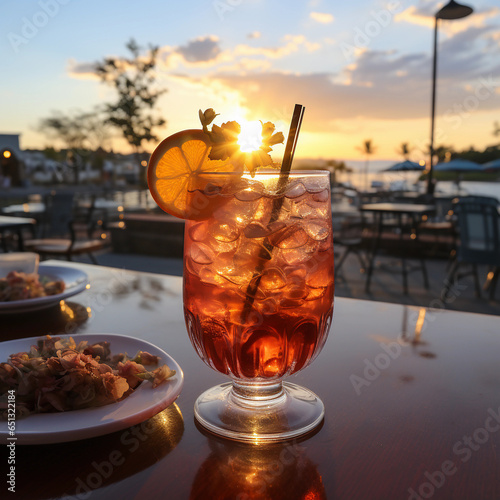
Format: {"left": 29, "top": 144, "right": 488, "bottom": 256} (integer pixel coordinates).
{"left": 0, "top": 335, "right": 176, "bottom": 418}
{"left": 0, "top": 271, "right": 65, "bottom": 302}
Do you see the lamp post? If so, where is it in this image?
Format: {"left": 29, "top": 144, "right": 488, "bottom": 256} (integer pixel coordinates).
{"left": 427, "top": 0, "right": 473, "bottom": 195}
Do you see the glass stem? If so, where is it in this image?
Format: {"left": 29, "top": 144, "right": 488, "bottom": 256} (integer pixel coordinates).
{"left": 230, "top": 380, "right": 286, "bottom": 408}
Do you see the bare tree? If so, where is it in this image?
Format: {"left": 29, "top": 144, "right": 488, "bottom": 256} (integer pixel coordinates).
{"left": 38, "top": 108, "right": 111, "bottom": 183}
{"left": 94, "top": 38, "right": 166, "bottom": 156}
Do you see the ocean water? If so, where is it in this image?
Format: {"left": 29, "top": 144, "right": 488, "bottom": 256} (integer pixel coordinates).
{"left": 340, "top": 169, "right": 500, "bottom": 201}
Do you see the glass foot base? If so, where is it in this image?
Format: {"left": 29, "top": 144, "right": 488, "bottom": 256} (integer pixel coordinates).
{"left": 194, "top": 381, "right": 324, "bottom": 443}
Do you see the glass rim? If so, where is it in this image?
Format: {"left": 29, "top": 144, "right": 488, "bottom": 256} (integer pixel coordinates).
{"left": 198, "top": 170, "right": 330, "bottom": 176}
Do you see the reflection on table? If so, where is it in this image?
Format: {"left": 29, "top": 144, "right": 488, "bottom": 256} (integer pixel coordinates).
{"left": 0, "top": 261, "right": 499, "bottom": 499}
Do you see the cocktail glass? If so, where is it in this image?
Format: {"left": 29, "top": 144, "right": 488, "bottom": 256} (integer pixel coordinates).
{"left": 183, "top": 170, "right": 334, "bottom": 442}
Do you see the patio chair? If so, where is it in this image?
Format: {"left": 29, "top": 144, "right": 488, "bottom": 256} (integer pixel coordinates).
{"left": 334, "top": 214, "right": 367, "bottom": 276}
{"left": 24, "top": 191, "right": 108, "bottom": 264}
{"left": 442, "top": 196, "right": 500, "bottom": 299}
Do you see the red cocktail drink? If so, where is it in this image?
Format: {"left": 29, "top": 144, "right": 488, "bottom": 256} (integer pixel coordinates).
{"left": 183, "top": 171, "right": 334, "bottom": 441}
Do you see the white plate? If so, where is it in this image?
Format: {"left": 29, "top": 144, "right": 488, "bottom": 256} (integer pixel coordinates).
{"left": 0, "top": 333, "right": 184, "bottom": 444}
{"left": 0, "top": 264, "right": 89, "bottom": 314}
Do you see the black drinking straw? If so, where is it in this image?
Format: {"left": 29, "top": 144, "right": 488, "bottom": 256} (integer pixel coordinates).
{"left": 241, "top": 104, "right": 305, "bottom": 322}
{"left": 271, "top": 104, "right": 305, "bottom": 217}
{"left": 280, "top": 104, "right": 305, "bottom": 175}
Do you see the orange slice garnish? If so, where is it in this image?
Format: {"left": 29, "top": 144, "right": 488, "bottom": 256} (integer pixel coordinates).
{"left": 147, "top": 129, "right": 235, "bottom": 220}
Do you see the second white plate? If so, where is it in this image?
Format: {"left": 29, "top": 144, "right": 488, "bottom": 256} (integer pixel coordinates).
{"left": 0, "top": 264, "right": 89, "bottom": 314}
{"left": 0, "top": 333, "right": 184, "bottom": 444}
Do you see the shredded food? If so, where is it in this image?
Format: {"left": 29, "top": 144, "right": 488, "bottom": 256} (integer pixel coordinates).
{"left": 0, "top": 271, "right": 65, "bottom": 301}
{"left": 0, "top": 335, "right": 176, "bottom": 419}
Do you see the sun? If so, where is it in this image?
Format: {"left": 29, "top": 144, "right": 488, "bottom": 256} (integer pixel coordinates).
{"left": 237, "top": 121, "right": 263, "bottom": 153}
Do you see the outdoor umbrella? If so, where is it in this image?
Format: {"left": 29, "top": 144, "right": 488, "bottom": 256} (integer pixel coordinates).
{"left": 434, "top": 159, "right": 482, "bottom": 172}
{"left": 434, "top": 159, "right": 482, "bottom": 193}
{"left": 482, "top": 159, "right": 500, "bottom": 172}
{"left": 384, "top": 160, "right": 425, "bottom": 171}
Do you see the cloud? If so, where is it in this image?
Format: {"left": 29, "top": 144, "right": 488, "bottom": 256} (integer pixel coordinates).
{"left": 203, "top": 26, "right": 500, "bottom": 132}
{"left": 67, "top": 59, "right": 100, "bottom": 80}
{"left": 176, "top": 35, "right": 221, "bottom": 63}
{"left": 310, "top": 11, "right": 334, "bottom": 24}
{"left": 247, "top": 31, "right": 261, "bottom": 39}
{"left": 68, "top": 33, "right": 323, "bottom": 82}
{"left": 396, "top": 2, "right": 500, "bottom": 36}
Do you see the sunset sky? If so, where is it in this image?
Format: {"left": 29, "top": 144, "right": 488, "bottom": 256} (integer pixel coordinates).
{"left": 1, "top": 0, "right": 499, "bottom": 166}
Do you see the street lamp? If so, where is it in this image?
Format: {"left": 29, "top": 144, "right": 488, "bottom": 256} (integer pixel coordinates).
{"left": 427, "top": 0, "right": 473, "bottom": 195}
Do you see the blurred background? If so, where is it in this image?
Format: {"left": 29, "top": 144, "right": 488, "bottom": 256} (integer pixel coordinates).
{"left": 1, "top": 0, "right": 499, "bottom": 192}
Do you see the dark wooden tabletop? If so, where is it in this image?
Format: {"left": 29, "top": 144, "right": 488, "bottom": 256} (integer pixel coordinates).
{"left": 1, "top": 261, "right": 500, "bottom": 500}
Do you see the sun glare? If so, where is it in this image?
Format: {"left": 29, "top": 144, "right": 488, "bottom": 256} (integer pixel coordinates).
{"left": 238, "top": 121, "right": 263, "bottom": 153}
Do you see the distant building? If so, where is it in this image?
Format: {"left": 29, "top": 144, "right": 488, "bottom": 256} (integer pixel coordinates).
{"left": 0, "top": 133, "right": 25, "bottom": 187}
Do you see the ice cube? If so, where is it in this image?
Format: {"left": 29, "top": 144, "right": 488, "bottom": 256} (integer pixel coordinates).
{"left": 279, "top": 297, "right": 305, "bottom": 308}
{"left": 285, "top": 284, "right": 308, "bottom": 300}
{"left": 256, "top": 296, "right": 278, "bottom": 315}
{"left": 303, "top": 176, "right": 329, "bottom": 193}
{"left": 209, "top": 221, "right": 240, "bottom": 242}
{"left": 243, "top": 221, "right": 269, "bottom": 239}
{"left": 185, "top": 256, "right": 202, "bottom": 277}
{"left": 234, "top": 241, "right": 273, "bottom": 269}
{"left": 203, "top": 182, "right": 223, "bottom": 197}
{"left": 228, "top": 306, "right": 263, "bottom": 327}
{"left": 306, "top": 264, "right": 334, "bottom": 289}
{"left": 198, "top": 299, "right": 226, "bottom": 319}
{"left": 199, "top": 266, "right": 226, "bottom": 286}
{"left": 243, "top": 220, "right": 286, "bottom": 239}
{"left": 281, "top": 247, "right": 312, "bottom": 266}
{"left": 284, "top": 181, "right": 306, "bottom": 199}
{"left": 304, "top": 219, "right": 330, "bottom": 241}
{"left": 291, "top": 202, "right": 314, "bottom": 219}
{"left": 312, "top": 189, "right": 329, "bottom": 203}
{"left": 285, "top": 265, "right": 307, "bottom": 281}
{"left": 191, "top": 242, "right": 216, "bottom": 265}
{"left": 234, "top": 179, "right": 265, "bottom": 201}
{"left": 259, "top": 267, "right": 286, "bottom": 290}
{"left": 268, "top": 224, "right": 309, "bottom": 249}
{"left": 188, "top": 222, "right": 209, "bottom": 242}
{"left": 237, "top": 283, "right": 267, "bottom": 301}
{"left": 305, "top": 287, "right": 327, "bottom": 301}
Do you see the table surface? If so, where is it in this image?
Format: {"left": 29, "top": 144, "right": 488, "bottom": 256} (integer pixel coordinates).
{"left": 360, "top": 203, "right": 436, "bottom": 214}
{"left": 1, "top": 261, "right": 500, "bottom": 500}
{"left": 0, "top": 215, "right": 36, "bottom": 228}
{"left": 1, "top": 203, "right": 45, "bottom": 215}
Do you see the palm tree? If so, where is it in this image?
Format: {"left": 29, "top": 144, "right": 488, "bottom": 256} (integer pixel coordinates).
{"left": 396, "top": 142, "right": 413, "bottom": 160}
{"left": 493, "top": 121, "right": 500, "bottom": 138}
{"left": 325, "top": 160, "right": 353, "bottom": 186}
{"left": 356, "top": 139, "right": 377, "bottom": 190}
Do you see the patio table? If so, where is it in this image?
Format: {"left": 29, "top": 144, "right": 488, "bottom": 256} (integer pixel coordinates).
{"left": 1, "top": 261, "right": 499, "bottom": 500}
{"left": 0, "top": 215, "right": 36, "bottom": 251}
{"left": 360, "top": 203, "right": 436, "bottom": 294}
